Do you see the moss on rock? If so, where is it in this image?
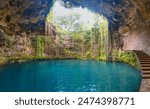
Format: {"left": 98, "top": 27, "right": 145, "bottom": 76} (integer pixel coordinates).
{"left": 118, "top": 51, "right": 138, "bottom": 68}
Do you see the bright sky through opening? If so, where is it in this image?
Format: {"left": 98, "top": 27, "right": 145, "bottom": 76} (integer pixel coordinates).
{"left": 52, "top": 1, "right": 104, "bottom": 30}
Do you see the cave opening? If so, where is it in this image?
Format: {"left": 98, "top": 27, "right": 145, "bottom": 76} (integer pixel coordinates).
{"left": 0, "top": 0, "right": 138, "bottom": 66}
{"left": 42, "top": 0, "right": 129, "bottom": 61}
{"left": 45, "top": 0, "right": 110, "bottom": 60}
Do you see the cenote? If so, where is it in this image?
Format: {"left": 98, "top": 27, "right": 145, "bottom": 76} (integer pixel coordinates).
{"left": 0, "top": 60, "right": 142, "bottom": 92}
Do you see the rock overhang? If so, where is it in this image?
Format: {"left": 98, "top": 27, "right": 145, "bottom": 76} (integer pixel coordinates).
{"left": 0, "top": 0, "right": 149, "bottom": 36}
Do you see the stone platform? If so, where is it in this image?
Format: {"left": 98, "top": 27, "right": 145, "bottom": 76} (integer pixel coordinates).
{"left": 140, "top": 79, "right": 150, "bottom": 92}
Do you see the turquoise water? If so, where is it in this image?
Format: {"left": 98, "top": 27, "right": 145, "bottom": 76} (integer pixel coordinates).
{"left": 0, "top": 60, "right": 142, "bottom": 92}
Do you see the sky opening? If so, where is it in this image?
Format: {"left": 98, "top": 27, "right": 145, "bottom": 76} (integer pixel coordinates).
{"left": 47, "top": 1, "right": 106, "bottom": 31}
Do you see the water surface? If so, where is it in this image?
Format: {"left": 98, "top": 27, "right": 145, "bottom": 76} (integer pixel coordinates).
{"left": 0, "top": 60, "right": 142, "bottom": 92}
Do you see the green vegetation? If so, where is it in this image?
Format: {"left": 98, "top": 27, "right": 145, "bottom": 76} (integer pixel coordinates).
{"left": 45, "top": 7, "right": 110, "bottom": 60}
{"left": 118, "top": 51, "right": 138, "bottom": 68}
{"left": 32, "top": 35, "right": 51, "bottom": 59}
{"left": 0, "top": 53, "right": 7, "bottom": 65}
{"left": 45, "top": 3, "right": 138, "bottom": 67}
{"left": 0, "top": 2, "right": 138, "bottom": 68}
{"left": 36, "top": 36, "right": 45, "bottom": 58}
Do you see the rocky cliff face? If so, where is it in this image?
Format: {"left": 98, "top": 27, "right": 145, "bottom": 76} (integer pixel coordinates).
{"left": 0, "top": 0, "right": 150, "bottom": 53}
{"left": 0, "top": 0, "right": 53, "bottom": 35}
{"left": 119, "top": 0, "right": 150, "bottom": 54}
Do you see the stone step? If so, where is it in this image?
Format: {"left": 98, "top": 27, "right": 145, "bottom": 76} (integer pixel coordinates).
{"left": 142, "top": 70, "right": 150, "bottom": 72}
{"left": 139, "top": 58, "right": 150, "bottom": 61}
{"left": 140, "top": 62, "right": 150, "bottom": 64}
{"left": 140, "top": 60, "right": 150, "bottom": 61}
{"left": 139, "top": 57, "right": 150, "bottom": 58}
{"left": 140, "top": 62, "right": 150, "bottom": 63}
{"left": 142, "top": 71, "right": 150, "bottom": 74}
{"left": 137, "top": 55, "right": 149, "bottom": 57}
{"left": 142, "top": 74, "right": 150, "bottom": 79}
{"left": 140, "top": 58, "right": 150, "bottom": 59}
{"left": 143, "top": 73, "right": 150, "bottom": 75}
{"left": 142, "top": 69, "right": 150, "bottom": 71}
{"left": 137, "top": 53, "right": 149, "bottom": 55}
{"left": 141, "top": 65, "right": 150, "bottom": 68}
{"left": 141, "top": 66, "right": 150, "bottom": 70}
{"left": 141, "top": 67, "right": 150, "bottom": 69}
{"left": 134, "top": 51, "right": 150, "bottom": 79}
{"left": 138, "top": 57, "right": 150, "bottom": 59}
{"left": 141, "top": 64, "right": 150, "bottom": 66}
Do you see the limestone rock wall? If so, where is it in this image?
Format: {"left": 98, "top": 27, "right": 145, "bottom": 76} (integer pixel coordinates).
{"left": 119, "top": 0, "right": 150, "bottom": 53}
{"left": 0, "top": 0, "right": 150, "bottom": 53}
{"left": 0, "top": 0, "right": 53, "bottom": 35}
{"left": 123, "top": 31, "right": 150, "bottom": 51}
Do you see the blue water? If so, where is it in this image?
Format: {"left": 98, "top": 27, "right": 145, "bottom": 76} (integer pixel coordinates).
{"left": 0, "top": 60, "right": 142, "bottom": 92}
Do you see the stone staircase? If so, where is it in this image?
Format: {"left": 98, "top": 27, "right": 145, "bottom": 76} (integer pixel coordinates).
{"left": 134, "top": 51, "right": 150, "bottom": 79}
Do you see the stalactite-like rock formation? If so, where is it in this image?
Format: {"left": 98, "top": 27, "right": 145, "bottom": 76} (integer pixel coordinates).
{"left": 45, "top": 22, "right": 57, "bottom": 37}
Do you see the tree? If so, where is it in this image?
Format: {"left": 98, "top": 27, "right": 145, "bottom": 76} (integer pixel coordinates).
{"left": 53, "top": 12, "right": 81, "bottom": 32}
{"left": 46, "top": 5, "right": 110, "bottom": 60}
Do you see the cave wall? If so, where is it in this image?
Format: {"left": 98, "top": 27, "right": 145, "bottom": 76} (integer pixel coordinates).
{"left": 0, "top": 0, "right": 150, "bottom": 53}
{"left": 118, "top": 0, "right": 150, "bottom": 53}
{"left": 0, "top": 0, "right": 53, "bottom": 35}
{"left": 123, "top": 31, "right": 150, "bottom": 52}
